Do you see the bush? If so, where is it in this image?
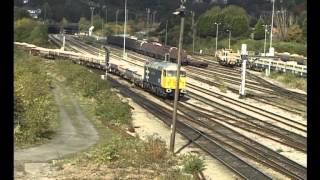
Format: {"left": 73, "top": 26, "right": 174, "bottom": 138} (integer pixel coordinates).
{"left": 14, "top": 48, "right": 57, "bottom": 144}
{"left": 182, "top": 153, "right": 206, "bottom": 176}
{"left": 14, "top": 17, "right": 49, "bottom": 47}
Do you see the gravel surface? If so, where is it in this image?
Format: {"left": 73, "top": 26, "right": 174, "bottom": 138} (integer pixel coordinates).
{"left": 14, "top": 82, "right": 99, "bottom": 178}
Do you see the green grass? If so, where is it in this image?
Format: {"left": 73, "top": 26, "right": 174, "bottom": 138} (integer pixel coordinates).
{"left": 264, "top": 71, "right": 307, "bottom": 91}
{"left": 184, "top": 36, "right": 306, "bottom": 57}
{"left": 14, "top": 48, "right": 58, "bottom": 145}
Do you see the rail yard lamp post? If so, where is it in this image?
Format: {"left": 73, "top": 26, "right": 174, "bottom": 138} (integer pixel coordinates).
{"left": 191, "top": 11, "right": 195, "bottom": 54}
{"left": 170, "top": 0, "right": 186, "bottom": 153}
{"left": 123, "top": 0, "right": 127, "bottom": 60}
{"left": 146, "top": 8, "right": 150, "bottom": 40}
{"left": 269, "top": 0, "right": 275, "bottom": 55}
{"left": 90, "top": 6, "right": 95, "bottom": 27}
{"left": 116, "top": 9, "right": 119, "bottom": 35}
{"left": 214, "top": 22, "right": 221, "bottom": 57}
{"left": 165, "top": 20, "right": 168, "bottom": 46}
{"left": 226, "top": 29, "right": 231, "bottom": 50}
{"left": 262, "top": 25, "right": 269, "bottom": 57}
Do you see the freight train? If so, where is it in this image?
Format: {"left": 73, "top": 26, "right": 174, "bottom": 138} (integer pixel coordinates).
{"left": 14, "top": 42, "right": 187, "bottom": 98}
{"left": 106, "top": 35, "right": 208, "bottom": 68}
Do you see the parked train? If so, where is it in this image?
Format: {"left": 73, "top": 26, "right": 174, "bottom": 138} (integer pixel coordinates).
{"left": 215, "top": 49, "right": 307, "bottom": 77}
{"left": 106, "top": 35, "right": 208, "bottom": 68}
{"left": 14, "top": 42, "right": 187, "bottom": 98}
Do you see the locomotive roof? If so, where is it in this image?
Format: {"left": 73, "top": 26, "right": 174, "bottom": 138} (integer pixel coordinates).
{"left": 145, "top": 60, "right": 185, "bottom": 71}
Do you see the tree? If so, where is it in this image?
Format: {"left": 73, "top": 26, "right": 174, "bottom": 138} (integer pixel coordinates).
{"left": 14, "top": 7, "right": 31, "bottom": 20}
{"left": 197, "top": 5, "right": 249, "bottom": 38}
{"left": 287, "top": 24, "right": 303, "bottom": 43}
{"left": 253, "top": 18, "right": 265, "bottom": 40}
{"left": 79, "top": 17, "right": 90, "bottom": 31}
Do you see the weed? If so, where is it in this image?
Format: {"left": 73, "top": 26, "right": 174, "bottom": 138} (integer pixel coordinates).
{"left": 182, "top": 152, "right": 206, "bottom": 178}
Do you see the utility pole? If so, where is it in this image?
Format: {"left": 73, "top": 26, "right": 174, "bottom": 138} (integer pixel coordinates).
{"left": 123, "top": 0, "right": 127, "bottom": 60}
{"left": 152, "top": 11, "right": 157, "bottom": 26}
{"left": 270, "top": 0, "right": 275, "bottom": 53}
{"left": 226, "top": 29, "right": 231, "bottom": 49}
{"left": 170, "top": 1, "right": 186, "bottom": 153}
{"left": 214, "top": 22, "right": 221, "bottom": 57}
{"left": 262, "top": 25, "right": 269, "bottom": 56}
{"left": 105, "top": 6, "right": 108, "bottom": 24}
{"left": 191, "top": 11, "right": 195, "bottom": 54}
{"left": 116, "top": 9, "right": 119, "bottom": 35}
{"left": 90, "top": 6, "right": 95, "bottom": 27}
{"left": 165, "top": 20, "right": 168, "bottom": 46}
{"left": 146, "top": 8, "right": 150, "bottom": 40}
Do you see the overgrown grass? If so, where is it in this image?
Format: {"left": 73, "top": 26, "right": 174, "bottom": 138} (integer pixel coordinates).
{"left": 51, "top": 60, "right": 132, "bottom": 126}
{"left": 263, "top": 71, "right": 307, "bottom": 91}
{"left": 14, "top": 17, "right": 52, "bottom": 47}
{"left": 184, "top": 36, "right": 307, "bottom": 57}
{"left": 14, "top": 48, "right": 58, "bottom": 145}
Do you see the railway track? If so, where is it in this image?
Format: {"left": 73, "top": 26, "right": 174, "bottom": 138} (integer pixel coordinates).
{"left": 192, "top": 54, "right": 307, "bottom": 105}
{"left": 107, "top": 75, "right": 273, "bottom": 180}
{"left": 185, "top": 91, "right": 306, "bottom": 152}
{"left": 171, "top": 101, "right": 307, "bottom": 180}
{"left": 47, "top": 36, "right": 307, "bottom": 179}
{"left": 187, "top": 83, "right": 307, "bottom": 132}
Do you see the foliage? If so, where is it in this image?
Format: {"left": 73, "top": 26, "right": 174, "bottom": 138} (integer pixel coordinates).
{"left": 253, "top": 18, "right": 265, "bottom": 40}
{"left": 53, "top": 61, "right": 132, "bottom": 126}
{"left": 60, "top": 17, "right": 68, "bottom": 27}
{"left": 79, "top": 17, "right": 90, "bottom": 31}
{"left": 286, "top": 24, "right": 303, "bottom": 43}
{"left": 197, "top": 5, "right": 250, "bottom": 38}
{"left": 14, "top": 48, "right": 57, "bottom": 144}
{"left": 14, "top": 18, "right": 50, "bottom": 47}
{"left": 182, "top": 153, "right": 206, "bottom": 176}
{"left": 88, "top": 135, "right": 170, "bottom": 168}
{"left": 14, "top": 7, "right": 31, "bottom": 20}
{"left": 267, "top": 71, "right": 307, "bottom": 91}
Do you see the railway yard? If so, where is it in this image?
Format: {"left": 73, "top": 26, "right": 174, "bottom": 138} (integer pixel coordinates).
{"left": 14, "top": 33, "right": 307, "bottom": 180}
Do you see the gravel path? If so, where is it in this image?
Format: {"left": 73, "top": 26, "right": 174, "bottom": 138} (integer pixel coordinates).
{"left": 14, "top": 82, "right": 99, "bottom": 170}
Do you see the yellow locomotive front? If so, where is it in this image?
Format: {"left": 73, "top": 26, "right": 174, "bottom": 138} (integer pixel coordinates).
{"left": 161, "top": 66, "right": 187, "bottom": 97}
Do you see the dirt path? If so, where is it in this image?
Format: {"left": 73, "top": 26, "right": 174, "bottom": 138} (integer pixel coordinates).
{"left": 14, "top": 82, "right": 99, "bottom": 177}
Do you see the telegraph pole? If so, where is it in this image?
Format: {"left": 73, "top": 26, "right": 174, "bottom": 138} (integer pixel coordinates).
{"left": 116, "top": 9, "right": 119, "bottom": 35}
{"left": 165, "top": 20, "right": 168, "bottom": 46}
{"left": 270, "top": 0, "right": 275, "bottom": 52}
{"left": 90, "top": 7, "right": 95, "bottom": 26}
{"left": 262, "top": 25, "right": 269, "bottom": 56}
{"left": 170, "top": 1, "right": 186, "bottom": 153}
{"left": 152, "top": 11, "right": 157, "bottom": 26}
{"left": 146, "top": 8, "right": 150, "bottom": 40}
{"left": 191, "top": 11, "right": 195, "bottom": 54}
{"left": 214, "top": 22, "right": 221, "bottom": 57}
{"left": 123, "top": 0, "right": 127, "bottom": 59}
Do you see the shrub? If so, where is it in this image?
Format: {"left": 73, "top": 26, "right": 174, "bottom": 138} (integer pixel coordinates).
{"left": 182, "top": 153, "right": 206, "bottom": 177}
{"left": 14, "top": 49, "right": 57, "bottom": 144}
{"left": 143, "top": 135, "right": 168, "bottom": 163}
{"left": 14, "top": 17, "right": 49, "bottom": 47}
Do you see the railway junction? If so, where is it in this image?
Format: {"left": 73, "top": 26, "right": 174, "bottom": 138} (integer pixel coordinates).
{"left": 14, "top": 31, "right": 307, "bottom": 179}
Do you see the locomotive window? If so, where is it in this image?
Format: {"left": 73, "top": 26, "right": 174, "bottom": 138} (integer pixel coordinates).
{"left": 166, "top": 71, "right": 185, "bottom": 77}
{"left": 163, "top": 70, "right": 166, "bottom": 76}
{"left": 167, "top": 71, "right": 176, "bottom": 77}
